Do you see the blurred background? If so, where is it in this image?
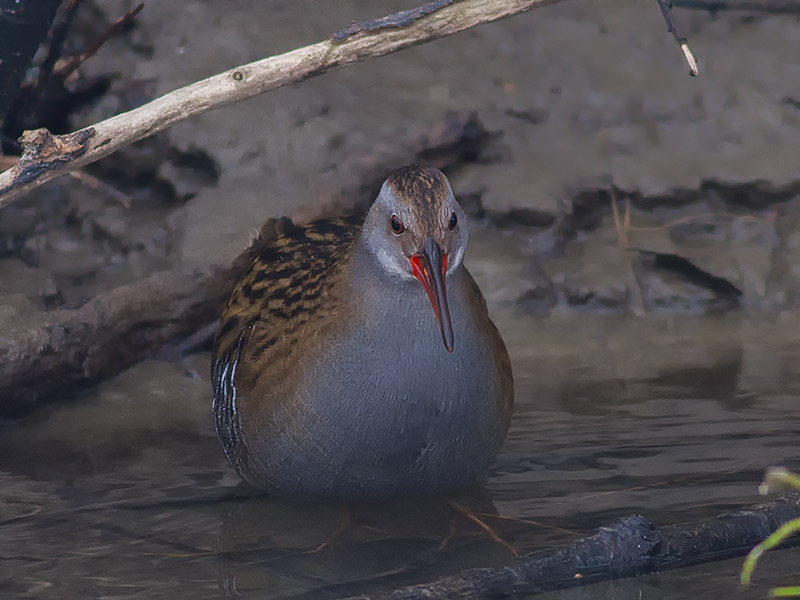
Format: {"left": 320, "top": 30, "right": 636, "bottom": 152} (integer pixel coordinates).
{"left": 1, "top": 1, "right": 799, "bottom": 598}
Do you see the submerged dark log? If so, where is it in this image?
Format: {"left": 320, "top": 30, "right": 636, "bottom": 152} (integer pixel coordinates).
{"left": 0, "top": 113, "right": 493, "bottom": 416}
{"left": 352, "top": 493, "right": 800, "bottom": 599}
{"left": 0, "top": 266, "right": 231, "bottom": 416}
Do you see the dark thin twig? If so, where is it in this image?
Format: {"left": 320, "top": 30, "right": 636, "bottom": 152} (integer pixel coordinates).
{"left": 32, "top": 0, "right": 83, "bottom": 97}
{"left": 1, "top": 0, "right": 83, "bottom": 143}
{"left": 655, "top": 0, "right": 699, "bottom": 76}
{"left": 67, "top": 169, "right": 132, "bottom": 207}
{"left": 673, "top": 0, "right": 800, "bottom": 13}
{"left": 1, "top": 1, "right": 142, "bottom": 146}
{"left": 609, "top": 187, "right": 646, "bottom": 316}
{"left": 55, "top": 3, "right": 145, "bottom": 82}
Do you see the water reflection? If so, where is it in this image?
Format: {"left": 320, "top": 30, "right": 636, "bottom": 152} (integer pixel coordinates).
{"left": 214, "top": 492, "right": 512, "bottom": 599}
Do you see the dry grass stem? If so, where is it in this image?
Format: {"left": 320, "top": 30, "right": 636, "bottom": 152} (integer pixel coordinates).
{"left": 473, "top": 511, "right": 579, "bottom": 536}
{"left": 609, "top": 187, "right": 646, "bottom": 316}
{"left": 441, "top": 498, "right": 519, "bottom": 556}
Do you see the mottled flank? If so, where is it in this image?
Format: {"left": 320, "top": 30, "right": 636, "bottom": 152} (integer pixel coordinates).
{"left": 211, "top": 214, "right": 362, "bottom": 474}
{"left": 387, "top": 164, "right": 450, "bottom": 212}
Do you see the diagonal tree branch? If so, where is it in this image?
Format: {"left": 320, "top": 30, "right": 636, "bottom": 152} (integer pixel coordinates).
{"left": 0, "top": 0, "right": 705, "bottom": 208}
{"left": 0, "top": 0, "right": 565, "bottom": 207}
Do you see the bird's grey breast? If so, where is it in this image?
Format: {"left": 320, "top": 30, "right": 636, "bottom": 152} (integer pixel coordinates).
{"left": 286, "top": 266, "right": 507, "bottom": 485}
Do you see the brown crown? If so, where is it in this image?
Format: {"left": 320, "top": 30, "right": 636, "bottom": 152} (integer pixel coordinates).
{"left": 386, "top": 164, "right": 450, "bottom": 213}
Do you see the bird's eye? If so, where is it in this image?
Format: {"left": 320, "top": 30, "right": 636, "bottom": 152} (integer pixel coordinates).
{"left": 390, "top": 215, "right": 405, "bottom": 235}
{"left": 448, "top": 211, "right": 458, "bottom": 230}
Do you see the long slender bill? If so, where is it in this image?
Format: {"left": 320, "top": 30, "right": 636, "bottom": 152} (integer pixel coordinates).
{"left": 410, "top": 238, "right": 454, "bottom": 352}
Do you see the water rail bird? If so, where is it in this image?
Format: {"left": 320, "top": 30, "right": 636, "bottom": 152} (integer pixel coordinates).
{"left": 212, "top": 164, "right": 513, "bottom": 500}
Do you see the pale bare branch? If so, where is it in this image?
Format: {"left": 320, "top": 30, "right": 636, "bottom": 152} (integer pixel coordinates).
{"left": 0, "top": 0, "right": 564, "bottom": 207}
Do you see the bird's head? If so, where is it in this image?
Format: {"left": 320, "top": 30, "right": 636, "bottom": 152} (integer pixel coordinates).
{"left": 362, "top": 164, "right": 469, "bottom": 353}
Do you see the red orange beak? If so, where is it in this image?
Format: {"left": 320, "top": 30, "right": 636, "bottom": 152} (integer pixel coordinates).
{"left": 410, "top": 238, "right": 454, "bottom": 353}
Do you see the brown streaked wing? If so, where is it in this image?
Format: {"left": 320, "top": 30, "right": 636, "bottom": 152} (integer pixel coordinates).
{"left": 211, "top": 214, "right": 362, "bottom": 470}
{"left": 213, "top": 214, "right": 362, "bottom": 364}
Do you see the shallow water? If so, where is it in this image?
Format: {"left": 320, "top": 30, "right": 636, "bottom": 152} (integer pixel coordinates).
{"left": 2, "top": 307, "right": 800, "bottom": 598}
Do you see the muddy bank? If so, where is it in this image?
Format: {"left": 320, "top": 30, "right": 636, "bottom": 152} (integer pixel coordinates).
{"left": 1, "top": 0, "right": 798, "bottom": 338}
